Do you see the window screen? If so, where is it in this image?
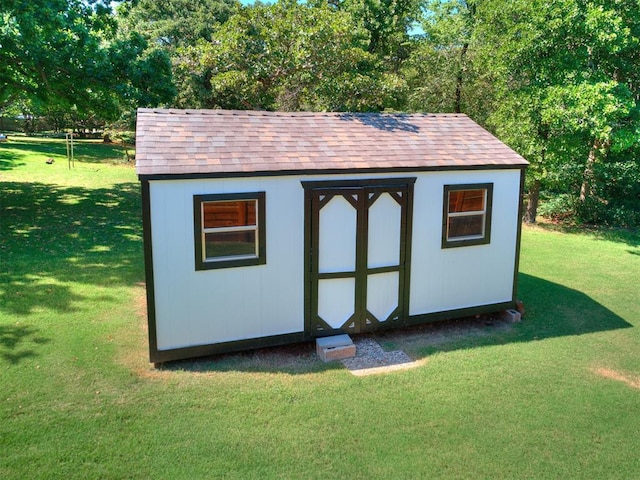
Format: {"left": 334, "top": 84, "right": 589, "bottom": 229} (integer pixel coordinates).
{"left": 442, "top": 184, "right": 493, "bottom": 248}
{"left": 194, "top": 193, "right": 266, "bottom": 270}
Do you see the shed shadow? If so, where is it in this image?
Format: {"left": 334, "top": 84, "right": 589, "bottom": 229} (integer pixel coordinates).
{"left": 153, "top": 273, "right": 631, "bottom": 375}
{"left": 377, "top": 273, "right": 632, "bottom": 359}
{"left": 338, "top": 113, "right": 420, "bottom": 133}
{"left": 533, "top": 222, "right": 639, "bottom": 249}
{"left": 156, "top": 341, "right": 336, "bottom": 376}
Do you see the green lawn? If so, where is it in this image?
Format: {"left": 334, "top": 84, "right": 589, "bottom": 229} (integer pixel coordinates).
{"left": 1, "top": 137, "right": 639, "bottom": 479}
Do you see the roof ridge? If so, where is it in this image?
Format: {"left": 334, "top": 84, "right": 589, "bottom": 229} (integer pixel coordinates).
{"left": 137, "top": 108, "right": 469, "bottom": 119}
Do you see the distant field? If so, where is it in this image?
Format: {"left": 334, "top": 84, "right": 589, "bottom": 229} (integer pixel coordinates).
{"left": 1, "top": 137, "right": 639, "bottom": 479}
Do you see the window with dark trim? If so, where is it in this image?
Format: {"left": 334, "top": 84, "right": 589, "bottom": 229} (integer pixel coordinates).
{"left": 442, "top": 183, "right": 493, "bottom": 248}
{"left": 194, "top": 192, "right": 266, "bottom": 270}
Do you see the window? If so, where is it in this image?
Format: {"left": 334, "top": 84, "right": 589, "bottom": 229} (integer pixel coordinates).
{"left": 442, "top": 183, "right": 493, "bottom": 248}
{"left": 194, "top": 192, "right": 266, "bottom": 270}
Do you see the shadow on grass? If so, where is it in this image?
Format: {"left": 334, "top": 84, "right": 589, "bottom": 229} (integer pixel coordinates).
{"left": 0, "top": 181, "right": 143, "bottom": 317}
{"left": 156, "top": 272, "right": 632, "bottom": 375}
{"left": 516, "top": 273, "right": 632, "bottom": 336}
{"left": 159, "top": 341, "right": 336, "bottom": 376}
{"left": 0, "top": 324, "right": 51, "bottom": 364}
{"left": 0, "top": 143, "right": 27, "bottom": 170}
{"left": 533, "top": 221, "right": 639, "bottom": 249}
{"left": 376, "top": 272, "right": 633, "bottom": 360}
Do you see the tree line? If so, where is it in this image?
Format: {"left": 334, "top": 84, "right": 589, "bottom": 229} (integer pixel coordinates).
{"left": 1, "top": 0, "right": 639, "bottom": 226}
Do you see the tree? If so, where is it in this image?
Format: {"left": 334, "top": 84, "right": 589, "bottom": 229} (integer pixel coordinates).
{"left": 479, "top": 0, "right": 640, "bottom": 223}
{"left": 403, "top": 0, "right": 495, "bottom": 120}
{"left": 2, "top": 1, "right": 104, "bottom": 106}
{"left": 117, "top": 0, "right": 239, "bottom": 49}
{"left": 195, "top": 0, "right": 404, "bottom": 111}
{"left": 1, "top": 0, "right": 175, "bottom": 129}
{"left": 117, "top": 0, "right": 240, "bottom": 109}
{"left": 321, "top": 0, "right": 420, "bottom": 71}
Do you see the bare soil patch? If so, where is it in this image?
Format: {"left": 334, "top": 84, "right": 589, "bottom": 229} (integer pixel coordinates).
{"left": 593, "top": 367, "right": 640, "bottom": 389}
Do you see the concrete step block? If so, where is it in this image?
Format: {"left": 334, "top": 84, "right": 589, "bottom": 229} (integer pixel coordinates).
{"left": 316, "top": 334, "right": 352, "bottom": 354}
{"left": 316, "top": 334, "right": 356, "bottom": 362}
{"left": 318, "top": 344, "right": 357, "bottom": 363}
{"left": 501, "top": 308, "right": 522, "bottom": 323}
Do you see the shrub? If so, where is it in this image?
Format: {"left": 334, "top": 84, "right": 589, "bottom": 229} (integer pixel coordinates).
{"left": 538, "top": 194, "right": 578, "bottom": 222}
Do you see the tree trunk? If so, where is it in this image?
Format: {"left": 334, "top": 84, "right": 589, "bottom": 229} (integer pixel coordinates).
{"left": 524, "top": 178, "right": 541, "bottom": 223}
{"left": 579, "top": 138, "right": 603, "bottom": 203}
{"left": 454, "top": 43, "right": 469, "bottom": 114}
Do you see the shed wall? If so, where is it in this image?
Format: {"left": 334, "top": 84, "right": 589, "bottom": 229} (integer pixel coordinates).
{"left": 149, "top": 177, "right": 305, "bottom": 351}
{"left": 148, "top": 169, "right": 522, "bottom": 352}
{"left": 409, "top": 169, "right": 521, "bottom": 315}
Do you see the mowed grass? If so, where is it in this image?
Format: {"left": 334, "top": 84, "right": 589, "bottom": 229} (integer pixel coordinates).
{"left": 1, "top": 136, "right": 640, "bottom": 479}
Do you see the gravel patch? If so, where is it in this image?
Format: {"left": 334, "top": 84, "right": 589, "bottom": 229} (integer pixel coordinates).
{"left": 341, "top": 337, "right": 425, "bottom": 376}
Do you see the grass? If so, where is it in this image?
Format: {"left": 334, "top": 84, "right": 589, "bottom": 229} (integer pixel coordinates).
{"left": 2, "top": 136, "right": 640, "bottom": 479}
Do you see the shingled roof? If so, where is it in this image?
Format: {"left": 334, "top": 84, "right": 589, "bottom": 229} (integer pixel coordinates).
{"left": 135, "top": 109, "right": 528, "bottom": 177}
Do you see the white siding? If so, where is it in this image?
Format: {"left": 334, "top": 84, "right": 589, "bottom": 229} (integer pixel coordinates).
{"left": 367, "top": 271, "right": 400, "bottom": 322}
{"left": 318, "top": 278, "right": 356, "bottom": 329}
{"left": 367, "top": 192, "right": 401, "bottom": 268}
{"left": 318, "top": 195, "right": 357, "bottom": 273}
{"left": 150, "top": 177, "right": 305, "bottom": 351}
{"left": 148, "top": 169, "right": 521, "bottom": 351}
{"left": 409, "top": 170, "right": 521, "bottom": 315}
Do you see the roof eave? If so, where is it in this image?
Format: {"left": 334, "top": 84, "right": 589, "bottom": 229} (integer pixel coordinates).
{"left": 137, "top": 162, "right": 528, "bottom": 181}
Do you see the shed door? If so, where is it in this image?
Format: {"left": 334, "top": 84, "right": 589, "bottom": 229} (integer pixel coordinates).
{"left": 305, "top": 179, "right": 414, "bottom": 336}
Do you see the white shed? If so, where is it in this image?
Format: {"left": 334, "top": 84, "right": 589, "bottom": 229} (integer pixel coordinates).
{"left": 136, "top": 109, "right": 528, "bottom": 363}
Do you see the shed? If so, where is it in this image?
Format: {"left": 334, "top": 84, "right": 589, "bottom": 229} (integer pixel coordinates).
{"left": 136, "top": 108, "right": 528, "bottom": 363}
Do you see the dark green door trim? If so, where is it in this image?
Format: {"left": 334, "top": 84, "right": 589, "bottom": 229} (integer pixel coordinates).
{"left": 302, "top": 178, "right": 415, "bottom": 338}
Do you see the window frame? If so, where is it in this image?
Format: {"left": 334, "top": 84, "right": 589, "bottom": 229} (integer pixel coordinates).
{"left": 441, "top": 183, "right": 493, "bottom": 249}
{"left": 194, "top": 192, "right": 266, "bottom": 270}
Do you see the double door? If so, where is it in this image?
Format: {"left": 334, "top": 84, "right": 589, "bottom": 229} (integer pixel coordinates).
{"left": 304, "top": 179, "right": 414, "bottom": 336}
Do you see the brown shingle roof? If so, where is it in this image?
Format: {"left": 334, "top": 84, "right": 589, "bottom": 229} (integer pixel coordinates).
{"left": 135, "top": 109, "right": 528, "bottom": 177}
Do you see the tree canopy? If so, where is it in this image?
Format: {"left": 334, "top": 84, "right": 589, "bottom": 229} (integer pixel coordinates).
{"left": 1, "top": 0, "right": 174, "bottom": 124}
{"left": 193, "top": 0, "right": 404, "bottom": 111}
{"left": 1, "top": 0, "right": 638, "bottom": 226}
{"left": 478, "top": 0, "right": 640, "bottom": 223}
